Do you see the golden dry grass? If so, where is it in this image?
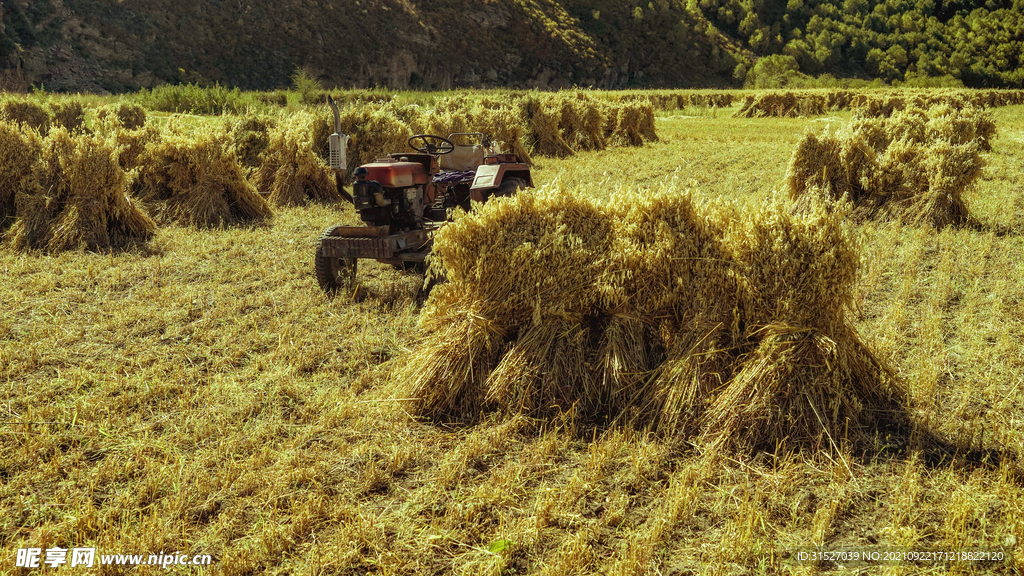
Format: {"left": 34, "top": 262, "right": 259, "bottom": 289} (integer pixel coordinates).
{"left": 226, "top": 113, "right": 275, "bottom": 170}
{"left": 0, "top": 122, "right": 44, "bottom": 234}
{"left": 1, "top": 91, "right": 1023, "bottom": 575}
{"left": 302, "top": 92, "right": 658, "bottom": 182}
{"left": 733, "top": 89, "right": 1024, "bottom": 119}
{"left": 46, "top": 99, "right": 86, "bottom": 133}
{"left": 0, "top": 97, "right": 51, "bottom": 134}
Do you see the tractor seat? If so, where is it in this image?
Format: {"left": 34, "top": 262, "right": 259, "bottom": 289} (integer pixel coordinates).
{"left": 439, "top": 143, "right": 485, "bottom": 172}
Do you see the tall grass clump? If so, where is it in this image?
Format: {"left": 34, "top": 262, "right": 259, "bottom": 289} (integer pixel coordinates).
{"left": 392, "top": 185, "right": 909, "bottom": 454}
{"left": 133, "top": 128, "right": 273, "bottom": 227}
{"left": 5, "top": 127, "right": 156, "bottom": 252}
{"left": 133, "top": 83, "right": 246, "bottom": 115}
{"left": 786, "top": 104, "right": 994, "bottom": 227}
{"left": 254, "top": 91, "right": 289, "bottom": 108}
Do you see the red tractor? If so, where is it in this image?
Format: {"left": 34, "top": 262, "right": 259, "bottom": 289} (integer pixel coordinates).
{"left": 315, "top": 96, "right": 533, "bottom": 292}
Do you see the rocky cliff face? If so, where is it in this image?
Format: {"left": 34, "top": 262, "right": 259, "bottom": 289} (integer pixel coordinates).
{"left": 0, "top": 0, "right": 735, "bottom": 93}
{"left": 0, "top": 0, "right": 157, "bottom": 93}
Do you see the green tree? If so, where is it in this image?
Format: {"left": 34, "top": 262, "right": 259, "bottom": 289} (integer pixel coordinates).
{"left": 745, "top": 53, "right": 806, "bottom": 87}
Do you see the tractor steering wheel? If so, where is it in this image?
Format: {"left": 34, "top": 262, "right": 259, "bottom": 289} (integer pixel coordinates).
{"left": 408, "top": 134, "right": 455, "bottom": 155}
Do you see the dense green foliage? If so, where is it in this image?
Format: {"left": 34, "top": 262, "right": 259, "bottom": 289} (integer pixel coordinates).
{"left": 1, "top": 0, "right": 1023, "bottom": 91}
{"left": 697, "top": 0, "right": 1024, "bottom": 86}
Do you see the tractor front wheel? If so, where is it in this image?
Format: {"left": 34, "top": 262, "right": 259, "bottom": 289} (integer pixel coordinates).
{"left": 485, "top": 177, "right": 527, "bottom": 201}
{"left": 315, "top": 225, "right": 357, "bottom": 293}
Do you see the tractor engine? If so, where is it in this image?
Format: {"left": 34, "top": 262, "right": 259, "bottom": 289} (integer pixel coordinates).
{"left": 352, "top": 160, "right": 433, "bottom": 232}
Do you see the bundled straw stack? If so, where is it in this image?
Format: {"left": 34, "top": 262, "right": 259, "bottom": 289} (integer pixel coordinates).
{"left": 301, "top": 92, "right": 658, "bottom": 182}
{"left": 786, "top": 104, "right": 994, "bottom": 227}
{"left": 95, "top": 102, "right": 148, "bottom": 130}
{"left": 732, "top": 89, "right": 1024, "bottom": 119}
{"left": 227, "top": 113, "right": 276, "bottom": 170}
{"left": 0, "top": 122, "right": 44, "bottom": 233}
{"left": 607, "top": 101, "right": 659, "bottom": 147}
{"left": 608, "top": 91, "right": 736, "bottom": 111}
{"left": 0, "top": 98, "right": 51, "bottom": 133}
{"left": 734, "top": 91, "right": 837, "bottom": 118}
{"left": 304, "top": 104, "right": 414, "bottom": 183}
{"left": 47, "top": 99, "right": 86, "bottom": 133}
{"left": 5, "top": 127, "right": 156, "bottom": 252}
{"left": 94, "top": 107, "right": 161, "bottom": 172}
{"left": 392, "top": 185, "right": 909, "bottom": 454}
{"left": 734, "top": 91, "right": 806, "bottom": 118}
{"left": 105, "top": 122, "right": 161, "bottom": 173}
{"left": 415, "top": 96, "right": 533, "bottom": 162}
{"left": 134, "top": 129, "right": 273, "bottom": 227}
{"left": 699, "top": 200, "right": 901, "bottom": 452}
{"left": 252, "top": 111, "right": 340, "bottom": 206}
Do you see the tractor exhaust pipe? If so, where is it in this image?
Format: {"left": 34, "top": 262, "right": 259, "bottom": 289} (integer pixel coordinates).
{"left": 327, "top": 95, "right": 349, "bottom": 171}
{"left": 327, "top": 95, "right": 354, "bottom": 204}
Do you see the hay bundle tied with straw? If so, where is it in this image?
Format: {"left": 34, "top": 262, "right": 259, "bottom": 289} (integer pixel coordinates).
{"left": 6, "top": 127, "right": 156, "bottom": 252}
{"left": 391, "top": 185, "right": 910, "bottom": 454}
{"left": 607, "top": 101, "right": 658, "bottom": 147}
{"left": 47, "top": 99, "right": 86, "bottom": 133}
{"left": 96, "top": 111, "right": 162, "bottom": 173}
{"left": 0, "top": 98, "right": 51, "bottom": 134}
{"left": 0, "top": 121, "right": 44, "bottom": 233}
{"left": 699, "top": 198, "right": 905, "bottom": 452}
{"left": 95, "top": 102, "right": 148, "bottom": 130}
{"left": 252, "top": 111, "right": 340, "bottom": 206}
{"left": 227, "top": 113, "right": 276, "bottom": 170}
{"left": 786, "top": 104, "right": 993, "bottom": 227}
{"left": 301, "top": 103, "right": 415, "bottom": 184}
{"left": 134, "top": 129, "right": 272, "bottom": 227}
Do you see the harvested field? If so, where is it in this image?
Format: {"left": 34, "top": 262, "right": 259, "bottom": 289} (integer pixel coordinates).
{"left": 2, "top": 89, "right": 1023, "bottom": 575}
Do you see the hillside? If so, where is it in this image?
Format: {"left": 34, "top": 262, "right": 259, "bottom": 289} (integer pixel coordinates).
{"left": 1, "top": 0, "right": 1023, "bottom": 93}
